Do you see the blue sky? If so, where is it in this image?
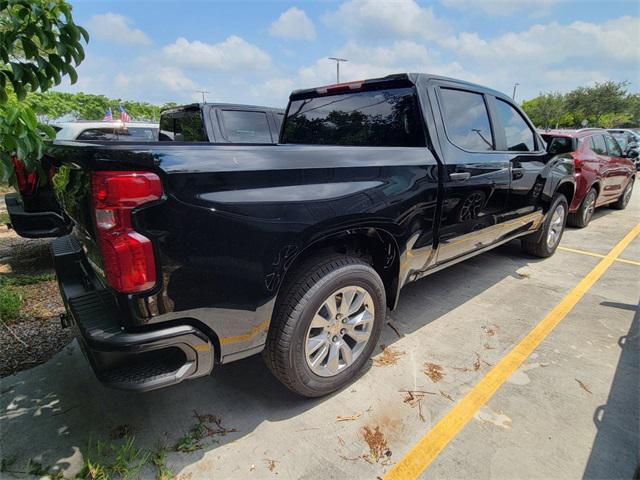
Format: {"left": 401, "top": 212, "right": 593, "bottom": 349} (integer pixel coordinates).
{"left": 60, "top": 0, "right": 640, "bottom": 107}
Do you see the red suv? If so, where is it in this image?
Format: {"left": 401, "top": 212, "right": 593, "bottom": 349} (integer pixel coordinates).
{"left": 541, "top": 129, "right": 636, "bottom": 228}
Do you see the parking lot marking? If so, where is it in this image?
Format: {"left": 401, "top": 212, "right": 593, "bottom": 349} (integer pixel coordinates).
{"left": 558, "top": 246, "right": 640, "bottom": 267}
{"left": 384, "top": 223, "right": 640, "bottom": 480}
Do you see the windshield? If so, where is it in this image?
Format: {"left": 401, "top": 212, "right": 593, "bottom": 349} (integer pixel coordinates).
{"left": 282, "top": 87, "right": 426, "bottom": 147}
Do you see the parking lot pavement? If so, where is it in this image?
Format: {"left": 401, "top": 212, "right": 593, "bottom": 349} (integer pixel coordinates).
{"left": 1, "top": 185, "right": 638, "bottom": 479}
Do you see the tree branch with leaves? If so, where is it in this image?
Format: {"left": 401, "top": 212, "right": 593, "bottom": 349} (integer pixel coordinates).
{"left": 0, "top": 0, "right": 88, "bottom": 186}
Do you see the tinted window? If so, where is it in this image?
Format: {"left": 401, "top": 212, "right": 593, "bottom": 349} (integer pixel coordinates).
{"left": 282, "top": 87, "right": 425, "bottom": 147}
{"left": 117, "top": 127, "right": 158, "bottom": 141}
{"left": 590, "top": 135, "right": 607, "bottom": 155}
{"left": 542, "top": 135, "right": 574, "bottom": 154}
{"left": 440, "top": 88, "right": 493, "bottom": 151}
{"left": 495, "top": 99, "right": 535, "bottom": 151}
{"left": 159, "top": 110, "right": 207, "bottom": 141}
{"left": 76, "top": 129, "right": 118, "bottom": 141}
{"left": 604, "top": 134, "right": 622, "bottom": 157}
{"left": 221, "top": 110, "right": 272, "bottom": 143}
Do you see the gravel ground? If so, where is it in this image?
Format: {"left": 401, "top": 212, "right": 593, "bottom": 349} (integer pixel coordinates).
{"left": 1, "top": 191, "right": 73, "bottom": 378}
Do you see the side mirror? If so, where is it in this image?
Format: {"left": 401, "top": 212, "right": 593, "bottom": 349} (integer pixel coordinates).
{"left": 627, "top": 149, "right": 639, "bottom": 159}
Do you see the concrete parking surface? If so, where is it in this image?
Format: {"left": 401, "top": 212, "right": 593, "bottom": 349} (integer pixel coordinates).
{"left": 1, "top": 182, "right": 638, "bottom": 479}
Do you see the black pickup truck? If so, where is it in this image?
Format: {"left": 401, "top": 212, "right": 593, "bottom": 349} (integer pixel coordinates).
{"left": 4, "top": 103, "right": 284, "bottom": 238}
{"left": 46, "top": 73, "right": 575, "bottom": 397}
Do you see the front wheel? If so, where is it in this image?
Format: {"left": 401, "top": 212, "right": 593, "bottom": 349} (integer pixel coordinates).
{"left": 611, "top": 179, "right": 634, "bottom": 210}
{"left": 263, "top": 254, "right": 386, "bottom": 397}
{"left": 521, "top": 194, "right": 568, "bottom": 258}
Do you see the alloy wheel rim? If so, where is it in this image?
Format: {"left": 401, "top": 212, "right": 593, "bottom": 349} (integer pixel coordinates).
{"left": 304, "top": 286, "right": 374, "bottom": 377}
{"left": 584, "top": 192, "right": 596, "bottom": 224}
{"left": 547, "top": 204, "right": 565, "bottom": 249}
{"left": 623, "top": 183, "right": 633, "bottom": 205}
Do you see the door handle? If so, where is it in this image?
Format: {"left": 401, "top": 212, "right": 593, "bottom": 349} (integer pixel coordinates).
{"left": 450, "top": 172, "right": 471, "bottom": 181}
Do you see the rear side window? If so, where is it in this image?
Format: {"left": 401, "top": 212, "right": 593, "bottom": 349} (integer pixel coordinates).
{"left": 282, "top": 87, "right": 425, "bottom": 147}
{"left": 604, "top": 134, "right": 622, "bottom": 157}
{"left": 159, "top": 110, "right": 207, "bottom": 141}
{"left": 221, "top": 110, "right": 272, "bottom": 143}
{"left": 495, "top": 99, "right": 535, "bottom": 152}
{"left": 117, "top": 127, "right": 158, "bottom": 141}
{"left": 440, "top": 88, "right": 493, "bottom": 151}
{"left": 76, "top": 129, "right": 118, "bottom": 141}
{"left": 590, "top": 135, "right": 607, "bottom": 155}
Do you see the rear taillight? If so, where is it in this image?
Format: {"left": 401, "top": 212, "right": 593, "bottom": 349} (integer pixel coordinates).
{"left": 573, "top": 155, "right": 583, "bottom": 172}
{"left": 91, "top": 171, "right": 162, "bottom": 293}
{"left": 12, "top": 154, "right": 38, "bottom": 196}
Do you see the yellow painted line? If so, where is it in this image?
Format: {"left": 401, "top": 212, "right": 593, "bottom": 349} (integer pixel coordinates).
{"left": 558, "top": 246, "right": 640, "bottom": 267}
{"left": 385, "top": 223, "right": 640, "bottom": 480}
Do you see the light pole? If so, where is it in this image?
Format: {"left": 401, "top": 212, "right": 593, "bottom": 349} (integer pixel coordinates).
{"left": 512, "top": 83, "right": 519, "bottom": 101}
{"left": 328, "top": 57, "right": 348, "bottom": 84}
{"left": 196, "top": 89, "right": 210, "bottom": 103}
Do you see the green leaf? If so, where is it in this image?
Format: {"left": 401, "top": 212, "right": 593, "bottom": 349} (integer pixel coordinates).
{"left": 20, "top": 107, "right": 38, "bottom": 131}
{"left": 20, "top": 37, "right": 38, "bottom": 59}
{"left": 77, "top": 25, "right": 90, "bottom": 43}
{"left": 38, "top": 124, "right": 56, "bottom": 139}
{"left": 65, "top": 64, "right": 77, "bottom": 84}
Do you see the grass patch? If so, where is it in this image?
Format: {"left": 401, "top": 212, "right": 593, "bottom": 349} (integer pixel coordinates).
{"left": 174, "top": 410, "right": 237, "bottom": 454}
{"left": 0, "top": 210, "right": 8, "bottom": 225}
{"left": 82, "top": 435, "right": 150, "bottom": 480}
{"left": 0, "top": 287, "right": 22, "bottom": 323}
{"left": 152, "top": 446, "right": 174, "bottom": 480}
{"left": 0, "top": 272, "right": 56, "bottom": 287}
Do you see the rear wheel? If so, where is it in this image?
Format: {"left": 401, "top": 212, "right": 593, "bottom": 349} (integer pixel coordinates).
{"left": 263, "top": 254, "right": 386, "bottom": 397}
{"left": 611, "top": 179, "right": 634, "bottom": 210}
{"left": 567, "top": 188, "right": 596, "bottom": 228}
{"left": 521, "top": 194, "right": 568, "bottom": 258}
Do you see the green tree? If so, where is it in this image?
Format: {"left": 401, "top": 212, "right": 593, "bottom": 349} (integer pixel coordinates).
{"left": 0, "top": 0, "right": 88, "bottom": 185}
{"left": 565, "top": 81, "right": 630, "bottom": 127}
{"left": 522, "top": 92, "right": 567, "bottom": 129}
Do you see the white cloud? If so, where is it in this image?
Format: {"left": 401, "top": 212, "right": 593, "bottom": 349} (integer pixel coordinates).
{"left": 441, "top": 0, "right": 559, "bottom": 17}
{"left": 324, "top": 0, "right": 451, "bottom": 41}
{"left": 87, "top": 13, "right": 151, "bottom": 46}
{"left": 269, "top": 7, "right": 316, "bottom": 41}
{"left": 163, "top": 36, "right": 271, "bottom": 71}
{"left": 441, "top": 16, "right": 640, "bottom": 98}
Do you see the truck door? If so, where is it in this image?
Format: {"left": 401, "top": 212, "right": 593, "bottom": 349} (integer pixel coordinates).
{"left": 430, "top": 84, "right": 511, "bottom": 264}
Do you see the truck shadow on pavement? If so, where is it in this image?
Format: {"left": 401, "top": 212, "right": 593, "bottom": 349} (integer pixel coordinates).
{"left": 582, "top": 299, "right": 639, "bottom": 480}
{"left": 0, "top": 240, "right": 546, "bottom": 477}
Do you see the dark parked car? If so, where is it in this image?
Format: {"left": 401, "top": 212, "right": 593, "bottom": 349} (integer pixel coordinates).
{"left": 47, "top": 73, "right": 576, "bottom": 397}
{"left": 541, "top": 129, "right": 636, "bottom": 228}
{"left": 4, "top": 103, "right": 284, "bottom": 238}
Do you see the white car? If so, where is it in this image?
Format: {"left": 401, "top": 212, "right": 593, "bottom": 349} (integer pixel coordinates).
{"left": 53, "top": 121, "right": 159, "bottom": 142}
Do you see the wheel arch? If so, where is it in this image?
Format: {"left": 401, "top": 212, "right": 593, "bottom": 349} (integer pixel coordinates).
{"left": 275, "top": 227, "right": 401, "bottom": 311}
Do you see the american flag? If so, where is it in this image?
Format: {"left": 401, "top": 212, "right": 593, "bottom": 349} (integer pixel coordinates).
{"left": 103, "top": 107, "right": 113, "bottom": 121}
{"left": 119, "top": 105, "right": 131, "bottom": 123}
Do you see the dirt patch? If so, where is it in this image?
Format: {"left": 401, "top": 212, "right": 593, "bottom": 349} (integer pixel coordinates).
{"left": 424, "top": 362, "right": 444, "bottom": 382}
{"left": 361, "top": 425, "right": 391, "bottom": 463}
{"left": 0, "top": 217, "right": 70, "bottom": 377}
{"left": 373, "top": 345, "right": 405, "bottom": 367}
{"left": 481, "top": 324, "right": 499, "bottom": 336}
{"left": 1, "top": 316, "right": 74, "bottom": 377}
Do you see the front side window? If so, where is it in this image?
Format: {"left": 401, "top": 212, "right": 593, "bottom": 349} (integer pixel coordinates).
{"left": 590, "top": 135, "right": 607, "bottom": 155}
{"left": 282, "top": 87, "right": 425, "bottom": 147}
{"left": 495, "top": 99, "right": 535, "bottom": 152}
{"left": 440, "top": 88, "right": 494, "bottom": 151}
{"left": 221, "top": 110, "right": 272, "bottom": 143}
{"left": 604, "top": 134, "right": 622, "bottom": 157}
{"left": 159, "top": 109, "right": 207, "bottom": 141}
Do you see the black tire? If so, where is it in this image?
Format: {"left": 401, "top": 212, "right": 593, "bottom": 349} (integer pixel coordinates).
{"left": 521, "top": 194, "right": 568, "bottom": 258}
{"left": 567, "top": 188, "right": 597, "bottom": 228}
{"left": 263, "top": 254, "right": 386, "bottom": 397}
{"left": 611, "top": 179, "right": 634, "bottom": 210}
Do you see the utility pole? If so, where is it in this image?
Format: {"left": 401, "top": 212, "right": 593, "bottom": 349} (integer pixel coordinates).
{"left": 512, "top": 83, "right": 519, "bottom": 101}
{"left": 196, "top": 89, "right": 210, "bottom": 103}
{"left": 328, "top": 57, "right": 348, "bottom": 84}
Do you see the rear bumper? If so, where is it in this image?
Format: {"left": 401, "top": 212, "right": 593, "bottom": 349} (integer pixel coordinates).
{"left": 51, "top": 235, "right": 215, "bottom": 392}
{"left": 4, "top": 192, "right": 71, "bottom": 238}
